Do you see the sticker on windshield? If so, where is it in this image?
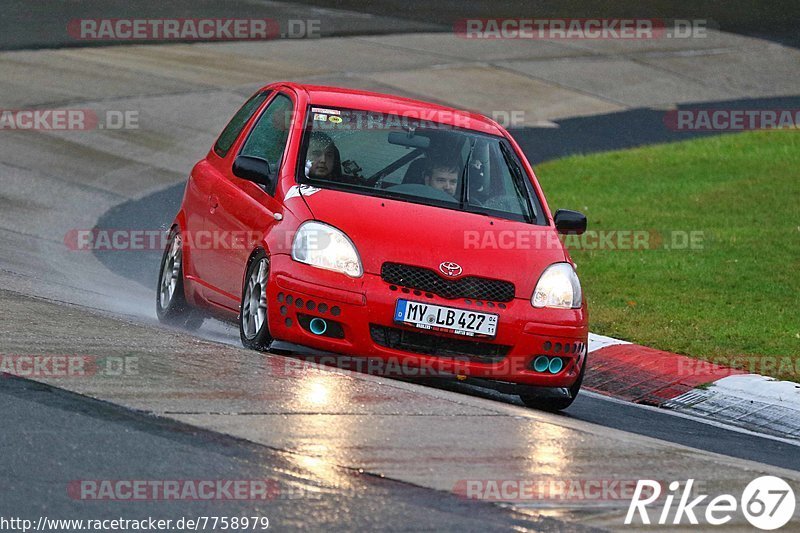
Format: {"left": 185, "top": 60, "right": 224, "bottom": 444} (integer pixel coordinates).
{"left": 285, "top": 184, "right": 321, "bottom": 201}
{"left": 311, "top": 107, "right": 340, "bottom": 115}
{"left": 328, "top": 116, "right": 342, "bottom": 123}
{"left": 313, "top": 113, "right": 328, "bottom": 122}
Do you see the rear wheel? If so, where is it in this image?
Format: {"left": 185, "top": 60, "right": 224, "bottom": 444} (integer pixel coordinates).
{"left": 518, "top": 353, "right": 587, "bottom": 411}
{"left": 239, "top": 251, "right": 273, "bottom": 351}
{"left": 156, "top": 228, "right": 204, "bottom": 330}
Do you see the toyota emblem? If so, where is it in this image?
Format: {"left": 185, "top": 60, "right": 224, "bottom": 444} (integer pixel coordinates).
{"left": 439, "top": 261, "right": 463, "bottom": 277}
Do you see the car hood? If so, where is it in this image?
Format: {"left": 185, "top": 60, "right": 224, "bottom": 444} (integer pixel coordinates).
{"left": 300, "top": 188, "right": 567, "bottom": 299}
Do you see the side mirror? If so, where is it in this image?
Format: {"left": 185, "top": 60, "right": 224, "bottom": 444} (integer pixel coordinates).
{"left": 554, "top": 209, "right": 587, "bottom": 235}
{"left": 233, "top": 155, "right": 273, "bottom": 187}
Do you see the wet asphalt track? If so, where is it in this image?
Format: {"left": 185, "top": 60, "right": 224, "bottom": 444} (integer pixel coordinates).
{"left": 1, "top": 376, "right": 571, "bottom": 532}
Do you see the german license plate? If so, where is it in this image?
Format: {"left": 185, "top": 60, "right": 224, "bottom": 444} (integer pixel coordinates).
{"left": 394, "top": 299, "right": 498, "bottom": 338}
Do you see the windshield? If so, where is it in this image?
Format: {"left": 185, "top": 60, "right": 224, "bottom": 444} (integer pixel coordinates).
{"left": 297, "top": 106, "right": 544, "bottom": 224}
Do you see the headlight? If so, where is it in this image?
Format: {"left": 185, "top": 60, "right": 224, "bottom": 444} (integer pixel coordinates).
{"left": 532, "top": 263, "right": 582, "bottom": 309}
{"left": 291, "top": 221, "right": 363, "bottom": 278}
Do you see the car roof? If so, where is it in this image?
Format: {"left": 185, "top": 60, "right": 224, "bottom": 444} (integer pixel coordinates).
{"left": 267, "top": 82, "right": 505, "bottom": 136}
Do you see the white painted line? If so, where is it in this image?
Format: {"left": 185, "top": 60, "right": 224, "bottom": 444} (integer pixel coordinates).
{"left": 587, "top": 332, "right": 631, "bottom": 353}
{"left": 712, "top": 374, "right": 800, "bottom": 406}
{"left": 660, "top": 374, "right": 800, "bottom": 441}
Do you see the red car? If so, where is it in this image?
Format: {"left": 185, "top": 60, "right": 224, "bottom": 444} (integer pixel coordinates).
{"left": 157, "top": 82, "right": 588, "bottom": 410}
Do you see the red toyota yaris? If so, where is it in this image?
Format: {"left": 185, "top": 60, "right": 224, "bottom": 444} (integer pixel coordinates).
{"left": 157, "top": 82, "right": 588, "bottom": 410}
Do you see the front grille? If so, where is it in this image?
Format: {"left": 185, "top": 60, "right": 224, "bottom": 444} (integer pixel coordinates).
{"left": 370, "top": 324, "right": 510, "bottom": 363}
{"left": 381, "top": 262, "right": 515, "bottom": 302}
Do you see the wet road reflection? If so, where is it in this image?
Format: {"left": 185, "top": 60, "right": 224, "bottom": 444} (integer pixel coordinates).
{"left": 5, "top": 290, "right": 797, "bottom": 530}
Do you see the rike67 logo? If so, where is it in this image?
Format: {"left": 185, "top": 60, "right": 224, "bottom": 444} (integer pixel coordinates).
{"left": 626, "top": 477, "right": 796, "bottom": 530}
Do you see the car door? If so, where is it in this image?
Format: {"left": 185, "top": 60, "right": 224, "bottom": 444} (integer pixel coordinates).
{"left": 189, "top": 90, "right": 270, "bottom": 286}
{"left": 202, "top": 92, "right": 295, "bottom": 310}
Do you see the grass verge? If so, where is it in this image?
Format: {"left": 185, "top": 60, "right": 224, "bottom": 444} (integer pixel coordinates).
{"left": 535, "top": 130, "right": 800, "bottom": 379}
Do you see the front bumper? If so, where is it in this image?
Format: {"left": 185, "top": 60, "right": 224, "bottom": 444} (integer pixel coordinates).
{"left": 267, "top": 254, "right": 588, "bottom": 387}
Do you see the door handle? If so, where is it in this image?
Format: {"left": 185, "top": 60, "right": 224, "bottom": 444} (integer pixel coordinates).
{"left": 208, "top": 194, "right": 219, "bottom": 213}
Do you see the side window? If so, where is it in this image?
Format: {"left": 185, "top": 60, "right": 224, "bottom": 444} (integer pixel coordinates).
{"left": 240, "top": 94, "right": 293, "bottom": 172}
{"left": 214, "top": 91, "right": 270, "bottom": 157}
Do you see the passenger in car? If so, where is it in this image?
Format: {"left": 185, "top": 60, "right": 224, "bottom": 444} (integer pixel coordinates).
{"left": 423, "top": 158, "right": 461, "bottom": 198}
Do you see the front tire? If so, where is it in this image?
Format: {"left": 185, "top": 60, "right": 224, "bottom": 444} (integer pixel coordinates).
{"left": 239, "top": 251, "right": 273, "bottom": 351}
{"left": 156, "top": 227, "right": 204, "bottom": 330}
{"left": 518, "top": 353, "right": 587, "bottom": 411}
